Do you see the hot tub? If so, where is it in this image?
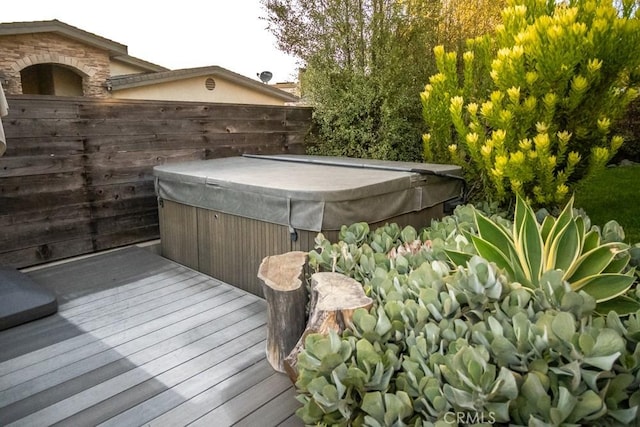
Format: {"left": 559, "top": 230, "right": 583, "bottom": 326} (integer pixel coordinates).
{"left": 154, "top": 154, "right": 463, "bottom": 296}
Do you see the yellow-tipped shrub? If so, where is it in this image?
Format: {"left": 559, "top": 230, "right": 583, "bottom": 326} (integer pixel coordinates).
{"left": 421, "top": 0, "right": 640, "bottom": 209}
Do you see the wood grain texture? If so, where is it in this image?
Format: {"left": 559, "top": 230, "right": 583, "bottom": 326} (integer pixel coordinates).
{"left": 0, "top": 247, "right": 302, "bottom": 426}
{"left": 258, "top": 251, "right": 308, "bottom": 374}
{"left": 1, "top": 96, "right": 312, "bottom": 268}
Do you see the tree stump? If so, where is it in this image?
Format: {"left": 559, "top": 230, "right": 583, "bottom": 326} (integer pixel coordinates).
{"left": 284, "top": 272, "right": 373, "bottom": 383}
{"left": 257, "top": 251, "right": 308, "bottom": 373}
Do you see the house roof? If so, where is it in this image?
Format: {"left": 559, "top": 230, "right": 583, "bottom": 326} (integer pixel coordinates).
{"left": 1, "top": 20, "right": 299, "bottom": 103}
{"left": 0, "top": 19, "right": 168, "bottom": 73}
{"left": 107, "top": 66, "right": 300, "bottom": 102}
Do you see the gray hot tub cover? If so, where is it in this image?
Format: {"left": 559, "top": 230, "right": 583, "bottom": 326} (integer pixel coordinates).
{"left": 154, "top": 155, "right": 463, "bottom": 232}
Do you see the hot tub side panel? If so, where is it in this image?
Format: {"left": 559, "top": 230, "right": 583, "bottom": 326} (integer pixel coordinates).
{"left": 158, "top": 199, "right": 445, "bottom": 297}
{"left": 158, "top": 200, "right": 199, "bottom": 271}
{"left": 197, "top": 206, "right": 298, "bottom": 297}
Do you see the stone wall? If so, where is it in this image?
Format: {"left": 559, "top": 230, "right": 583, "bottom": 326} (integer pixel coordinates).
{"left": 0, "top": 33, "right": 110, "bottom": 97}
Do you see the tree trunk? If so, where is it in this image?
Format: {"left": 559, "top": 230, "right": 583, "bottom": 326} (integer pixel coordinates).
{"left": 257, "top": 251, "right": 308, "bottom": 373}
{"left": 284, "top": 271, "right": 373, "bottom": 383}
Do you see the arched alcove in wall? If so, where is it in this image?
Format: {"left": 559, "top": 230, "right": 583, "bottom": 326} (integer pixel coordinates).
{"left": 20, "top": 63, "right": 84, "bottom": 96}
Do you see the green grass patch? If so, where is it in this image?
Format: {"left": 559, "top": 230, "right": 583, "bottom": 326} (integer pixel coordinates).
{"left": 574, "top": 164, "right": 640, "bottom": 244}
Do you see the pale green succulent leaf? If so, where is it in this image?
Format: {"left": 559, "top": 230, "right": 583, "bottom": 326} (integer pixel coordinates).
{"left": 521, "top": 211, "right": 545, "bottom": 285}
{"left": 363, "top": 414, "right": 384, "bottom": 427}
{"left": 362, "top": 392, "right": 385, "bottom": 422}
{"left": 466, "top": 360, "right": 483, "bottom": 388}
{"left": 580, "top": 369, "right": 614, "bottom": 391}
{"left": 602, "top": 220, "right": 626, "bottom": 243}
{"left": 528, "top": 416, "right": 555, "bottom": 427}
{"left": 442, "top": 385, "right": 475, "bottom": 410}
{"left": 549, "top": 361, "right": 581, "bottom": 392}
{"left": 551, "top": 312, "right": 576, "bottom": 342}
{"left": 471, "top": 235, "right": 515, "bottom": 279}
{"left": 582, "top": 230, "right": 601, "bottom": 253}
{"left": 572, "top": 273, "right": 635, "bottom": 302}
{"left": 316, "top": 384, "right": 339, "bottom": 408}
{"left": 375, "top": 305, "right": 393, "bottom": 336}
{"left": 298, "top": 351, "right": 322, "bottom": 371}
{"left": 595, "top": 295, "right": 640, "bottom": 316}
{"left": 546, "top": 195, "right": 575, "bottom": 246}
{"left": 475, "top": 206, "right": 513, "bottom": 248}
{"left": 515, "top": 194, "right": 544, "bottom": 283}
{"left": 306, "top": 376, "right": 330, "bottom": 395}
{"left": 602, "top": 252, "right": 631, "bottom": 274}
{"left": 485, "top": 401, "right": 511, "bottom": 423}
{"left": 568, "top": 390, "right": 604, "bottom": 422}
{"left": 328, "top": 329, "right": 342, "bottom": 352}
{"left": 548, "top": 220, "right": 581, "bottom": 272}
{"left": 589, "top": 328, "right": 625, "bottom": 357}
{"left": 578, "top": 333, "right": 595, "bottom": 355}
{"left": 495, "top": 367, "right": 518, "bottom": 400}
{"left": 583, "top": 352, "right": 621, "bottom": 370}
{"left": 332, "top": 365, "right": 347, "bottom": 398}
{"left": 550, "top": 387, "right": 577, "bottom": 425}
{"left": 514, "top": 193, "right": 529, "bottom": 232}
{"left": 400, "top": 225, "right": 418, "bottom": 244}
{"left": 566, "top": 243, "right": 628, "bottom": 281}
{"left": 474, "top": 208, "right": 514, "bottom": 252}
{"left": 540, "top": 215, "right": 556, "bottom": 242}
{"left": 320, "top": 353, "right": 348, "bottom": 372}
{"left": 367, "top": 361, "right": 385, "bottom": 388}
{"left": 608, "top": 406, "right": 639, "bottom": 424}
{"left": 395, "top": 254, "right": 410, "bottom": 274}
{"left": 383, "top": 391, "right": 413, "bottom": 424}
{"left": 356, "top": 339, "right": 380, "bottom": 368}
{"left": 521, "top": 373, "right": 551, "bottom": 417}
{"left": 353, "top": 309, "right": 377, "bottom": 333}
{"left": 444, "top": 249, "right": 473, "bottom": 267}
{"left": 491, "top": 336, "right": 520, "bottom": 366}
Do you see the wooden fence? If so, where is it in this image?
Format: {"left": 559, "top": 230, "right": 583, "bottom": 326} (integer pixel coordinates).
{"left": 0, "top": 95, "right": 312, "bottom": 268}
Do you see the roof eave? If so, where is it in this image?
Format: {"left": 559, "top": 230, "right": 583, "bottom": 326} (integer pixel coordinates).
{"left": 111, "top": 55, "right": 169, "bottom": 73}
{"left": 109, "top": 66, "right": 300, "bottom": 102}
{"left": 0, "top": 20, "right": 128, "bottom": 56}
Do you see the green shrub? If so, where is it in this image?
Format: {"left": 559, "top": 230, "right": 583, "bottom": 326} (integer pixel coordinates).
{"left": 297, "top": 202, "right": 640, "bottom": 425}
{"left": 421, "top": 0, "right": 640, "bottom": 209}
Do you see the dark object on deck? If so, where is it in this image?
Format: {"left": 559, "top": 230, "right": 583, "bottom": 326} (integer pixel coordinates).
{"left": 0, "top": 266, "right": 58, "bottom": 330}
{"left": 258, "top": 251, "right": 308, "bottom": 374}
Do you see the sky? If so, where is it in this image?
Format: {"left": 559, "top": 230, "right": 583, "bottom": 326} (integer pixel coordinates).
{"left": 3, "top": 0, "right": 301, "bottom": 83}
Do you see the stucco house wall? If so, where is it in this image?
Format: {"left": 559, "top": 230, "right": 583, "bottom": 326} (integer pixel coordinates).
{"left": 112, "top": 74, "right": 291, "bottom": 105}
{"left": 109, "top": 60, "right": 154, "bottom": 77}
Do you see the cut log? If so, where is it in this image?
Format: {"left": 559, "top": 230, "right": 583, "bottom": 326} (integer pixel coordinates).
{"left": 257, "top": 251, "right": 308, "bottom": 373}
{"left": 284, "top": 271, "right": 373, "bottom": 383}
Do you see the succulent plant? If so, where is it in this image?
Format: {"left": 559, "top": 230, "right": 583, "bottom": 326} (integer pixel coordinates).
{"left": 446, "top": 194, "right": 639, "bottom": 314}
{"left": 297, "top": 196, "right": 639, "bottom": 426}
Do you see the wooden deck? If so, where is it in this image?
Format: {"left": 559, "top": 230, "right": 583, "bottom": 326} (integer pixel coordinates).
{"left": 0, "top": 247, "right": 302, "bottom": 426}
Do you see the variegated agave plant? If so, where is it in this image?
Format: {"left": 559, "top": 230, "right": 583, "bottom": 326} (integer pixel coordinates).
{"left": 447, "top": 194, "right": 638, "bottom": 314}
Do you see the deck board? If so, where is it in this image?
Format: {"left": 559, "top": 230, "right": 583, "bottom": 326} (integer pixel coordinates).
{"left": 190, "top": 372, "right": 296, "bottom": 426}
{"left": 234, "top": 387, "right": 302, "bottom": 427}
{"left": 0, "top": 247, "right": 303, "bottom": 426}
